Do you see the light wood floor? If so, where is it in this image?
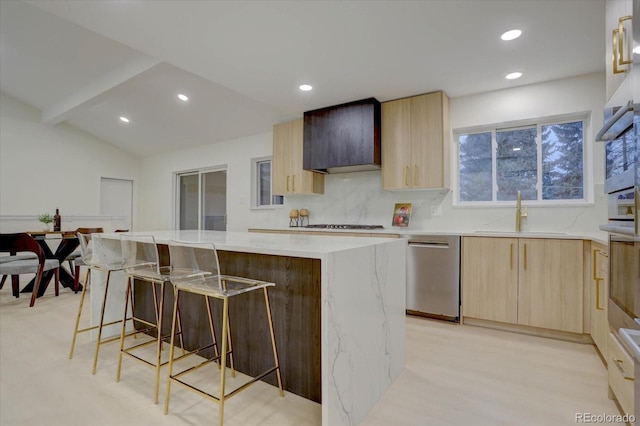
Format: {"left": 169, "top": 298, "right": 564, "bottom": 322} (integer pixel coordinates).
{"left": 0, "top": 289, "right": 621, "bottom": 425}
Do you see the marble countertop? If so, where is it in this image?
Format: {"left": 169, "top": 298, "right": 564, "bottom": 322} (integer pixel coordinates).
{"left": 250, "top": 227, "right": 609, "bottom": 245}
{"left": 101, "top": 230, "right": 399, "bottom": 259}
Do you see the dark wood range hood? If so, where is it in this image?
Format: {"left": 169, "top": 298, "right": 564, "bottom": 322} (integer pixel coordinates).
{"left": 303, "top": 97, "right": 381, "bottom": 174}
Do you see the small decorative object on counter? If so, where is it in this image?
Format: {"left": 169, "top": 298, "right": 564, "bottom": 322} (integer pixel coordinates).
{"left": 53, "top": 208, "right": 61, "bottom": 232}
{"left": 289, "top": 209, "right": 299, "bottom": 227}
{"left": 38, "top": 212, "right": 54, "bottom": 231}
{"left": 299, "top": 208, "right": 309, "bottom": 227}
{"left": 392, "top": 203, "right": 412, "bottom": 227}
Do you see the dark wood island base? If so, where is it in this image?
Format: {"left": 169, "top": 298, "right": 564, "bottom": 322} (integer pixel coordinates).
{"left": 133, "top": 248, "right": 322, "bottom": 403}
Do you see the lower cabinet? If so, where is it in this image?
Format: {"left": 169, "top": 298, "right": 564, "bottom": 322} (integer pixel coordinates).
{"left": 591, "top": 242, "right": 609, "bottom": 358}
{"left": 608, "top": 332, "right": 635, "bottom": 416}
{"left": 462, "top": 237, "right": 584, "bottom": 334}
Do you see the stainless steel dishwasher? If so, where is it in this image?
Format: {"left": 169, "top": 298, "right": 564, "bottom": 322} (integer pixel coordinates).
{"left": 405, "top": 234, "right": 461, "bottom": 322}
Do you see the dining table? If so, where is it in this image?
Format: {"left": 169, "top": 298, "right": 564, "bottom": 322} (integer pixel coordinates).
{"left": 22, "top": 231, "right": 80, "bottom": 297}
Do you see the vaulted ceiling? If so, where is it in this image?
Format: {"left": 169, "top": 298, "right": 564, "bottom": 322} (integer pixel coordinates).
{"left": 0, "top": 0, "right": 605, "bottom": 157}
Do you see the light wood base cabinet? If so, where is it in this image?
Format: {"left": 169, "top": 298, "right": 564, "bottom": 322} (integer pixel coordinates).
{"left": 462, "top": 237, "right": 584, "bottom": 334}
{"left": 591, "top": 242, "right": 609, "bottom": 358}
{"left": 608, "top": 332, "right": 635, "bottom": 417}
{"left": 273, "top": 119, "right": 324, "bottom": 196}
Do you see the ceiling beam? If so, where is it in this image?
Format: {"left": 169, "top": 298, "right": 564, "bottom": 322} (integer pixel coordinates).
{"left": 41, "top": 56, "right": 161, "bottom": 125}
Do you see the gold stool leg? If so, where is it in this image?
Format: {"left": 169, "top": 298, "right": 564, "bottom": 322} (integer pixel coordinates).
{"left": 264, "top": 287, "right": 284, "bottom": 396}
{"left": 69, "top": 267, "right": 91, "bottom": 359}
{"left": 218, "top": 297, "right": 230, "bottom": 426}
{"left": 153, "top": 281, "right": 165, "bottom": 404}
{"left": 115, "top": 276, "right": 133, "bottom": 382}
{"left": 92, "top": 270, "right": 111, "bottom": 375}
{"left": 164, "top": 286, "right": 180, "bottom": 415}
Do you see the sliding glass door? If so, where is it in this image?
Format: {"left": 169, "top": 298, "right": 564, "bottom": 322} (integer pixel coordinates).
{"left": 177, "top": 168, "right": 227, "bottom": 231}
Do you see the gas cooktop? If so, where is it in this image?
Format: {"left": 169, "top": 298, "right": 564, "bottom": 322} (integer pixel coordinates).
{"left": 304, "top": 224, "right": 385, "bottom": 230}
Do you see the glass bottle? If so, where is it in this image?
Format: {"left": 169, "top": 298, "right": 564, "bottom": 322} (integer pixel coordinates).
{"left": 53, "top": 208, "right": 61, "bottom": 232}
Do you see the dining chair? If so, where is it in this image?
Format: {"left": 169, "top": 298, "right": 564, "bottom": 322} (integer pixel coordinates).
{"left": 0, "top": 233, "right": 60, "bottom": 307}
{"left": 0, "top": 252, "right": 38, "bottom": 294}
{"left": 164, "top": 240, "right": 283, "bottom": 425}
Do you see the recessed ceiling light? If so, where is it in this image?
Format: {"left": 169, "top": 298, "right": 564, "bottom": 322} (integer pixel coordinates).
{"left": 177, "top": 93, "right": 189, "bottom": 101}
{"left": 119, "top": 116, "right": 130, "bottom": 123}
{"left": 513, "top": 147, "right": 522, "bottom": 152}
{"left": 299, "top": 84, "right": 313, "bottom": 91}
{"left": 506, "top": 72, "right": 523, "bottom": 80}
{"left": 634, "top": 45, "right": 640, "bottom": 54}
{"left": 501, "top": 29, "right": 522, "bottom": 41}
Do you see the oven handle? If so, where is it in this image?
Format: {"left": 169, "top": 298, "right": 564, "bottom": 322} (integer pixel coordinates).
{"left": 595, "top": 100, "right": 633, "bottom": 141}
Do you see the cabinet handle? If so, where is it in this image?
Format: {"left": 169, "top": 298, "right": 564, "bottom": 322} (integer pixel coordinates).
{"left": 618, "top": 16, "right": 633, "bottom": 67}
{"left": 613, "top": 28, "right": 626, "bottom": 74}
{"left": 523, "top": 243, "right": 527, "bottom": 270}
{"left": 613, "top": 358, "right": 635, "bottom": 381}
{"left": 286, "top": 175, "right": 290, "bottom": 192}
{"left": 405, "top": 166, "right": 410, "bottom": 187}
{"left": 413, "top": 165, "right": 418, "bottom": 186}
{"left": 595, "top": 279, "right": 603, "bottom": 311}
{"left": 592, "top": 249, "right": 600, "bottom": 280}
{"left": 510, "top": 243, "right": 513, "bottom": 270}
{"left": 292, "top": 175, "right": 296, "bottom": 192}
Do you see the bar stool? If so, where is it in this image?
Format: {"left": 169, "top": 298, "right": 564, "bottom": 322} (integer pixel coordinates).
{"left": 116, "top": 234, "right": 184, "bottom": 404}
{"left": 69, "top": 233, "right": 128, "bottom": 374}
{"left": 69, "top": 227, "right": 104, "bottom": 293}
{"left": 164, "top": 240, "right": 284, "bottom": 425}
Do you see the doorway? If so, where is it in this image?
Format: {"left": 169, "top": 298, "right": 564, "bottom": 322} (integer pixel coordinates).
{"left": 176, "top": 168, "right": 227, "bottom": 231}
{"left": 100, "top": 178, "right": 134, "bottom": 231}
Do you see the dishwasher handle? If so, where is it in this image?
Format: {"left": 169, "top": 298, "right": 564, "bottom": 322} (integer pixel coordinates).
{"left": 408, "top": 241, "right": 450, "bottom": 248}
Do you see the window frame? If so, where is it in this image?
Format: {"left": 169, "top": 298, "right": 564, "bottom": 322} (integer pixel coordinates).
{"left": 453, "top": 112, "right": 593, "bottom": 207}
{"left": 250, "top": 156, "right": 283, "bottom": 210}
{"left": 173, "top": 165, "right": 228, "bottom": 231}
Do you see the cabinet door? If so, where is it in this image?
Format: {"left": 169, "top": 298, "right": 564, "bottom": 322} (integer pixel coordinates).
{"left": 273, "top": 121, "right": 292, "bottom": 195}
{"left": 381, "top": 98, "right": 411, "bottom": 190}
{"left": 462, "top": 237, "right": 518, "bottom": 324}
{"left": 410, "top": 92, "right": 447, "bottom": 189}
{"left": 518, "top": 239, "right": 583, "bottom": 333}
{"left": 290, "top": 119, "right": 324, "bottom": 194}
{"left": 591, "top": 243, "right": 609, "bottom": 355}
{"left": 605, "top": 0, "right": 633, "bottom": 101}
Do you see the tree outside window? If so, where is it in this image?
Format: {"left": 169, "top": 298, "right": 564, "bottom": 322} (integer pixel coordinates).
{"left": 457, "top": 117, "right": 586, "bottom": 204}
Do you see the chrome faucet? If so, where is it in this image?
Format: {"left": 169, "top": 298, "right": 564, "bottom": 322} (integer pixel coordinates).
{"left": 516, "top": 190, "right": 528, "bottom": 232}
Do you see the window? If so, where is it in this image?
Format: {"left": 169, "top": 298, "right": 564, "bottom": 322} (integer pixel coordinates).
{"left": 456, "top": 116, "right": 586, "bottom": 204}
{"left": 252, "top": 157, "right": 283, "bottom": 208}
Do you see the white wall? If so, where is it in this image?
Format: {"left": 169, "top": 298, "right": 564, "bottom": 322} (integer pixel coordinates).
{"left": 138, "top": 72, "right": 608, "bottom": 235}
{"left": 0, "top": 92, "right": 140, "bottom": 231}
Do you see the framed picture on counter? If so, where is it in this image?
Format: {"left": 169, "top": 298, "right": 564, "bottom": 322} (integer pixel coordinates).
{"left": 392, "top": 203, "right": 412, "bottom": 227}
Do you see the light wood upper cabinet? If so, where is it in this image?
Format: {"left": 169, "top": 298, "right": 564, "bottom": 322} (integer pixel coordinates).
{"left": 462, "top": 237, "right": 584, "bottom": 334}
{"left": 273, "top": 119, "right": 324, "bottom": 196}
{"left": 606, "top": 0, "right": 633, "bottom": 101}
{"left": 591, "top": 241, "right": 609, "bottom": 358}
{"left": 381, "top": 91, "right": 450, "bottom": 190}
{"left": 462, "top": 237, "right": 518, "bottom": 324}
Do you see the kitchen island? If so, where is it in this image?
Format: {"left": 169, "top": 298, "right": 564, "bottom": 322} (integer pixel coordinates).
{"left": 90, "top": 230, "right": 406, "bottom": 426}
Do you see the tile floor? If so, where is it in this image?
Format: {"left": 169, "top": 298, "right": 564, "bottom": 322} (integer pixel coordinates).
{"left": 0, "top": 288, "right": 623, "bottom": 425}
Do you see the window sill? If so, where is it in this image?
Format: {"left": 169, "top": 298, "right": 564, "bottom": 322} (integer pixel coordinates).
{"left": 453, "top": 200, "right": 596, "bottom": 209}
{"left": 250, "top": 205, "right": 284, "bottom": 211}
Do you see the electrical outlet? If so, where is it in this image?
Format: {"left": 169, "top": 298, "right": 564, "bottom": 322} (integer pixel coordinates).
{"left": 431, "top": 205, "right": 442, "bottom": 216}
